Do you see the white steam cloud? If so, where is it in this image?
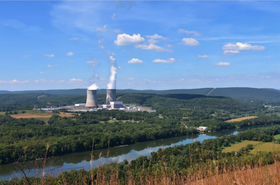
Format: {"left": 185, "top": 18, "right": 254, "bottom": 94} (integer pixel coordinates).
{"left": 107, "top": 53, "right": 118, "bottom": 89}
{"left": 88, "top": 83, "right": 99, "bottom": 90}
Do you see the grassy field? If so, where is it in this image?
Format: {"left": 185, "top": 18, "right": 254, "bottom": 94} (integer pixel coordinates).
{"left": 274, "top": 134, "right": 280, "bottom": 140}
{"left": 222, "top": 140, "right": 261, "bottom": 153}
{"left": 0, "top": 112, "right": 5, "bottom": 115}
{"left": 251, "top": 143, "right": 280, "bottom": 154}
{"left": 225, "top": 116, "right": 258, "bottom": 122}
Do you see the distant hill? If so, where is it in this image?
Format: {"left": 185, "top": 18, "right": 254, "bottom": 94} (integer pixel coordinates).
{"left": 1, "top": 87, "right": 280, "bottom": 104}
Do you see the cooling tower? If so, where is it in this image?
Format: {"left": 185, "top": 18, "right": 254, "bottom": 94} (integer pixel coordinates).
{"left": 86, "top": 90, "right": 98, "bottom": 108}
{"left": 106, "top": 89, "right": 116, "bottom": 104}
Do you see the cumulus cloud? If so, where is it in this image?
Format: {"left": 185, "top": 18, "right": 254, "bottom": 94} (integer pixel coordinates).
{"left": 87, "top": 59, "right": 98, "bottom": 66}
{"left": 96, "top": 25, "right": 107, "bottom": 32}
{"left": 44, "top": 54, "right": 54, "bottom": 57}
{"left": 152, "top": 58, "right": 175, "bottom": 64}
{"left": 98, "top": 39, "right": 104, "bottom": 49}
{"left": 0, "top": 79, "right": 29, "bottom": 84}
{"left": 145, "top": 34, "right": 168, "bottom": 40}
{"left": 223, "top": 42, "right": 265, "bottom": 55}
{"left": 215, "top": 62, "right": 230, "bottom": 66}
{"left": 182, "top": 38, "right": 199, "bottom": 46}
{"left": 178, "top": 29, "right": 200, "bottom": 36}
{"left": 114, "top": 33, "right": 144, "bottom": 46}
{"left": 136, "top": 43, "right": 172, "bottom": 52}
{"left": 165, "top": 43, "right": 172, "bottom": 48}
{"left": 69, "top": 78, "right": 83, "bottom": 82}
{"left": 47, "top": 65, "right": 58, "bottom": 68}
{"left": 66, "top": 52, "right": 74, "bottom": 56}
{"left": 111, "top": 13, "right": 116, "bottom": 20}
{"left": 198, "top": 55, "right": 208, "bottom": 58}
{"left": 128, "top": 58, "right": 143, "bottom": 64}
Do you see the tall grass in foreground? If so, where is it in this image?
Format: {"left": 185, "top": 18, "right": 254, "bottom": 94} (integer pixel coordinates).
{"left": 3, "top": 145, "right": 280, "bottom": 185}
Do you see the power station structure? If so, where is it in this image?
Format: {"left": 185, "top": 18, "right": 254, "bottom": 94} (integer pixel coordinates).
{"left": 84, "top": 88, "right": 124, "bottom": 109}
{"left": 106, "top": 89, "right": 116, "bottom": 104}
{"left": 85, "top": 90, "right": 98, "bottom": 108}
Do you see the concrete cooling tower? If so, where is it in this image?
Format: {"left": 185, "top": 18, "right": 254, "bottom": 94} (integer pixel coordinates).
{"left": 86, "top": 90, "right": 98, "bottom": 108}
{"left": 106, "top": 89, "right": 116, "bottom": 104}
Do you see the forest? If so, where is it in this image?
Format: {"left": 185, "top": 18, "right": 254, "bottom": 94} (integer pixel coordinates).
{"left": 2, "top": 125, "right": 280, "bottom": 184}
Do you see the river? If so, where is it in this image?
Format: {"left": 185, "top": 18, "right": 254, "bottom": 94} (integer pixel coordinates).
{"left": 0, "top": 125, "right": 269, "bottom": 181}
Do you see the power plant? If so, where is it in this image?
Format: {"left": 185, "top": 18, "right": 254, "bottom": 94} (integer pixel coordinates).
{"left": 106, "top": 89, "right": 116, "bottom": 104}
{"left": 85, "top": 90, "right": 98, "bottom": 108}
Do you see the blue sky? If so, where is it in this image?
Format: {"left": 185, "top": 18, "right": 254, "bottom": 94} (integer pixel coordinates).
{"left": 1, "top": 1, "right": 280, "bottom": 90}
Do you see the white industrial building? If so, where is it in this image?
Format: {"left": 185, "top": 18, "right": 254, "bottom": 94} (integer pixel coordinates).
{"left": 75, "top": 103, "right": 86, "bottom": 107}
{"left": 197, "top": 126, "right": 208, "bottom": 131}
{"left": 110, "top": 101, "right": 124, "bottom": 109}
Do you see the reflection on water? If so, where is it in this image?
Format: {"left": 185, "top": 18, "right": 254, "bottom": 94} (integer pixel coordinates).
{"left": 0, "top": 125, "right": 270, "bottom": 181}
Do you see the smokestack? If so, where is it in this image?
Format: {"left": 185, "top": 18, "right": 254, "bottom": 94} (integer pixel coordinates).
{"left": 106, "top": 89, "right": 116, "bottom": 104}
{"left": 86, "top": 90, "right": 98, "bottom": 108}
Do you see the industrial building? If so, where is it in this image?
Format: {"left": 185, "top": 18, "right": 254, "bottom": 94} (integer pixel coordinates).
{"left": 110, "top": 101, "right": 124, "bottom": 109}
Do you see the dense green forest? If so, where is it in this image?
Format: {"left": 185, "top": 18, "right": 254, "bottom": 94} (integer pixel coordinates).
{"left": 0, "top": 111, "right": 197, "bottom": 165}
{"left": 2, "top": 125, "right": 280, "bottom": 184}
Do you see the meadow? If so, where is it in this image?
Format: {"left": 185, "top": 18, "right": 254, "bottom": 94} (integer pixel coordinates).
{"left": 225, "top": 116, "right": 258, "bottom": 122}
{"left": 222, "top": 140, "right": 261, "bottom": 153}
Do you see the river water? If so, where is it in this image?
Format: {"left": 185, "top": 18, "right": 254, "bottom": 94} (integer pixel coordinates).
{"left": 0, "top": 125, "right": 268, "bottom": 181}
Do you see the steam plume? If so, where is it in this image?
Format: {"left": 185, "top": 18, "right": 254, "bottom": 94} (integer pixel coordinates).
{"left": 88, "top": 83, "right": 99, "bottom": 90}
{"left": 107, "top": 53, "right": 118, "bottom": 89}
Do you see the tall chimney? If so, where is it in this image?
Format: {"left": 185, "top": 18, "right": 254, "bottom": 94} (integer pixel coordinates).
{"left": 86, "top": 90, "right": 98, "bottom": 108}
{"left": 106, "top": 89, "right": 116, "bottom": 104}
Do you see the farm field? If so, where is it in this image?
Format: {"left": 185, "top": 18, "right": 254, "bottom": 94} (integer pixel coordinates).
{"left": 274, "top": 134, "right": 280, "bottom": 140}
{"left": 251, "top": 143, "right": 280, "bottom": 154}
{"left": 225, "top": 116, "right": 258, "bottom": 122}
{"left": 222, "top": 141, "right": 261, "bottom": 153}
{"left": 10, "top": 112, "right": 76, "bottom": 119}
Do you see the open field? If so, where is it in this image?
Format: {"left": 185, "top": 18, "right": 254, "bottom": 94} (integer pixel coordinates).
{"left": 274, "top": 134, "right": 280, "bottom": 140}
{"left": 251, "top": 143, "right": 280, "bottom": 154}
{"left": 0, "top": 112, "right": 5, "bottom": 115}
{"left": 10, "top": 112, "right": 76, "bottom": 119}
{"left": 225, "top": 116, "right": 258, "bottom": 122}
{"left": 222, "top": 140, "right": 261, "bottom": 153}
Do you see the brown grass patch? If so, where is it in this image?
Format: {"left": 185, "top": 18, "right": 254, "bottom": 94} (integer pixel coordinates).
{"left": 251, "top": 143, "right": 280, "bottom": 154}
{"left": 11, "top": 112, "right": 76, "bottom": 119}
{"left": 225, "top": 116, "right": 258, "bottom": 122}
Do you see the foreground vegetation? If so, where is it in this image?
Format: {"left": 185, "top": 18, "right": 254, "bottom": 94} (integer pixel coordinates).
{"left": 2, "top": 125, "right": 280, "bottom": 184}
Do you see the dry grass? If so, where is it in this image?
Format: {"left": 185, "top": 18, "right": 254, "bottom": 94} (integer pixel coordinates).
{"left": 225, "top": 116, "right": 258, "bottom": 122}
{"left": 10, "top": 112, "right": 76, "bottom": 119}
{"left": 222, "top": 141, "right": 261, "bottom": 153}
{"left": 186, "top": 161, "right": 280, "bottom": 185}
{"left": 251, "top": 143, "right": 280, "bottom": 154}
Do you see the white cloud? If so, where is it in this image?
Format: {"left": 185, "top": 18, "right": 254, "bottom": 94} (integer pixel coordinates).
{"left": 136, "top": 43, "right": 172, "bottom": 52}
{"left": 152, "top": 58, "right": 175, "bottom": 64}
{"left": 1, "top": 20, "right": 40, "bottom": 31}
{"left": 69, "top": 37, "right": 78, "bottom": 40}
{"left": 0, "top": 79, "right": 29, "bottom": 84}
{"left": 262, "top": 76, "right": 270, "bottom": 79}
{"left": 40, "top": 72, "right": 44, "bottom": 74}
{"left": 147, "top": 39, "right": 158, "bottom": 44}
{"left": 114, "top": 33, "right": 144, "bottom": 46}
{"left": 145, "top": 34, "right": 168, "bottom": 40}
{"left": 198, "top": 55, "right": 208, "bottom": 58}
{"left": 215, "top": 62, "right": 230, "bottom": 66}
{"left": 98, "top": 39, "right": 104, "bottom": 49}
{"left": 113, "top": 29, "right": 121, "bottom": 33}
{"left": 128, "top": 58, "right": 143, "bottom": 64}
{"left": 111, "top": 13, "right": 116, "bottom": 20}
{"left": 128, "top": 78, "right": 134, "bottom": 80}
{"left": 182, "top": 38, "right": 199, "bottom": 46}
{"left": 87, "top": 59, "right": 98, "bottom": 66}
{"left": 44, "top": 54, "right": 54, "bottom": 57}
{"left": 223, "top": 42, "right": 265, "bottom": 55}
{"left": 178, "top": 29, "right": 200, "bottom": 36}
{"left": 66, "top": 52, "right": 74, "bottom": 56}
{"left": 47, "top": 65, "right": 58, "bottom": 68}
{"left": 165, "top": 43, "right": 172, "bottom": 48}
{"left": 69, "top": 78, "right": 83, "bottom": 82}
{"left": 96, "top": 25, "right": 107, "bottom": 33}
